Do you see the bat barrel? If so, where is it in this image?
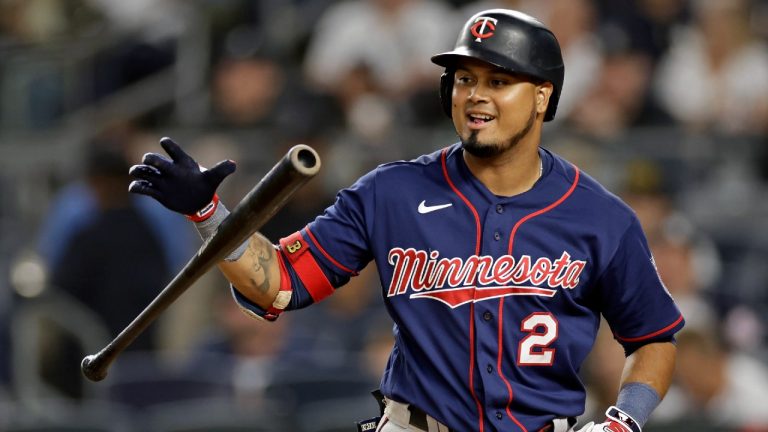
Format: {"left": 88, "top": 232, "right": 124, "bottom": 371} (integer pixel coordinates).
{"left": 81, "top": 143, "right": 320, "bottom": 382}
{"left": 291, "top": 144, "right": 320, "bottom": 176}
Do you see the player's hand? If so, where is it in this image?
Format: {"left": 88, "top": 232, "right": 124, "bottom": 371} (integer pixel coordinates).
{"left": 128, "top": 137, "right": 236, "bottom": 216}
{"left": 575, "top": 407, "right": 641, "bottom": 432}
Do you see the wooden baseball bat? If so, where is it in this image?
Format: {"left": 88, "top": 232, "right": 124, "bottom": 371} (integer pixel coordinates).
{"left": 81, "top": 144, "right": 321, "bottom": 382}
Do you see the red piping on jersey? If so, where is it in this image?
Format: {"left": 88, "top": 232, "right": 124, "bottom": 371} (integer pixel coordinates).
{"left": 304, "top": 226, "right": 358, "bottom": 275}
{"left": 441, "top": 149, "right": 482, "bottom": 251}
{"left": 499, "top": 164, "right": 581, "bottom": 429}
{"left": 498, "top": 298, "right": 529, "bottom": 431}
{"left": 441, "top": 148, "right": 484, "bottom": 432}
{"left": 614, "top": 314, "right": 684, "bottom": 342}
{"left": 506, "top": 166, "right": 581, "bottom": 255}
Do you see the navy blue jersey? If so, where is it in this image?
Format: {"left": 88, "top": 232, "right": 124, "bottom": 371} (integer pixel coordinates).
{"left": 235, "top": 144, "right": 684, "bottom": 431}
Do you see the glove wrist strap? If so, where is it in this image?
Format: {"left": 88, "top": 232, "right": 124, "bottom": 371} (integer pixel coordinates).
{"left": 605, "top": 406, "right": 642, "bottom": 432}
{"left": 186, "top": 194, "right": 220, "bottom": 222}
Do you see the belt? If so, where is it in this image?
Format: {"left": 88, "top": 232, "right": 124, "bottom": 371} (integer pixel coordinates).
{"left": 406, "top": 406, "right": 574, "bottom": 432}
{"left": 406, "top": 403, "right": 433, "bottom": 431}
{"left": 380, "top": 396, "right": 450, "bottom": 431}
{"left": 376, "top": 390, "right": 573, "bottom": 432}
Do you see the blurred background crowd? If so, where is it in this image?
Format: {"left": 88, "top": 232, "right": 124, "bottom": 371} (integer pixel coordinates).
{"left": 0, "top": 0, "right": 767, "bottom": 431}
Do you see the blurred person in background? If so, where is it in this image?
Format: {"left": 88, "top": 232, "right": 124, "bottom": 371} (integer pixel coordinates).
{"left": 0, "top": 0, "right": 105, "bottom": 128}
{"left": 313, "top": 62, "right": 414, "bottom": 192}
{"left": 663, "top": 327, "right": 768, "bottom": 429}
{"left": 303, "top": 0, "right": 455, "bottom": 132}
{"left": 37, "top": 134, "right": 191, "bottom": 398}
{"left": 208, "top": 25, "right": 341, "bottom": 136}
{"left": 210, "top": 43, "right": 287, "bottom": 128}
{"left": 541, "top": 0, "right": 604, "bottom": 123}
{"left": 617, "top": 161, "right": 677, "bottom": 242}
{"left": 0, "top": 0, "right": 105, "bottom": 46}
{"left": 77, "top": 0, "right": 184, "bottom": 122}
{"left": 38, "top": 131, "right": 194, "bottom": 284}
{"left": 302, "top": 0, "right": 456, "bottom": 190}
{"left": 653, "top": 0, "right": 768, "bottom": 134}
{"left": 196, "top": 0, "right": 340, "bottom": 67}
{"left": 185, "top": 284, "right": 293, "bottom": 409}
{"left": 203, "top": 26, "right": 343, "bottom": 201}
{"left": 566, "top": 29, "right": 673, "bottom": 138}
{"left": 594, "top": 0, "right": 690, "bottom": 63}
{"left": 84, "top": 0, "right": 187, "bottom": 42}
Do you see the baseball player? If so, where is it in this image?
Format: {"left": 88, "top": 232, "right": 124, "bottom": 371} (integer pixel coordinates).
{"left": 128, "top": 9, "right": 684, "bottom": 432}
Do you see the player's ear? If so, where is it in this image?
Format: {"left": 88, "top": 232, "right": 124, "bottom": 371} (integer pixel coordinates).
{"left": 535, "top": 82, "right": 554, "bottom": 116}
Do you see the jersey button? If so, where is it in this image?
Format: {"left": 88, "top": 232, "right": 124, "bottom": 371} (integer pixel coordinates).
{"left": 496, "top": 411, "right": 503, "bottom": 420}
{"left": 486, "top": 364, "right": 493, "bottom": 373}
{"left": 496, "top": 204, "right": 504, "bottom": 214}
{"left": 493, "top": 232, "right": 501, "bottom": 241}
{"left": 483, "top": 311, "right": 492, "bottom": 321}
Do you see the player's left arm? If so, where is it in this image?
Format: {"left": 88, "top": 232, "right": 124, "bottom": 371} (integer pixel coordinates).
{"left": 577, "top": 340, "right": 675, "bottom": 432}
{"left": 621, "top": 340, "right": 676, "bottom": 400}
{"left": 583, "top": 215, "right": 684, "bottom": 432}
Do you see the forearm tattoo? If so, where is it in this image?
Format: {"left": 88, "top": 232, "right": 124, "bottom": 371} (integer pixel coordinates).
{"left": 246, "top": 239, "right": 275, "bottom": 294}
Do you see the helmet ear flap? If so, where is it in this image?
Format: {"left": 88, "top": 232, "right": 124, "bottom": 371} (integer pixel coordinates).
{"left": 439, "top": 70, "right": 454, "bottom": 118}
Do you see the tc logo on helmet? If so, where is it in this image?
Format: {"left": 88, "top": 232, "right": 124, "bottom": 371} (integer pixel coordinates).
{"left": 470, "top": 17, "right": 498, "bottom": 42}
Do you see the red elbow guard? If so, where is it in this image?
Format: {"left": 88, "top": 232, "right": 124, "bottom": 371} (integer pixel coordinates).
{"left": 279, "top": 231, "right": 335, "bottom": 303}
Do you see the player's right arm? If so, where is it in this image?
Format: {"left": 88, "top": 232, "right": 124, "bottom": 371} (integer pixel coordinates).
{"left": 128, "top": 137, "right": 282, "bottom": 309}
{"left": 130, "top": 137, "right": 373, "bottom": 318}
{"left": 217, "top": 233, "right": 281, "bottom": 308}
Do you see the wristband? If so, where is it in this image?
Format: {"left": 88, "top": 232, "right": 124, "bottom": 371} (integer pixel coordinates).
{"left": 615, "top": 382, "right": 660, "bottom": 427}
{"left": 186, "top": 194, "right": 220, "bottom": 222}
{"left": 193, "top": 199, "right": 248, "bottom": 262}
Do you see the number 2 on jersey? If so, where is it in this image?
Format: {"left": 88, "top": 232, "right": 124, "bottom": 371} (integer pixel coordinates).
{"left": 517, "top": 312, "right": 558, "bottom": 366}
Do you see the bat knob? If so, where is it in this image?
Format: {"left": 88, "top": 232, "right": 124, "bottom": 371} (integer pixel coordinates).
{"left": 81, "top": 354, "right": 108, "bottom": 382}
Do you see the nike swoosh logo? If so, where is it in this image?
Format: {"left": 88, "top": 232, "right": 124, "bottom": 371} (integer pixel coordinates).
{"left": 418, "top": 200, "right": 453, "bottom": 214}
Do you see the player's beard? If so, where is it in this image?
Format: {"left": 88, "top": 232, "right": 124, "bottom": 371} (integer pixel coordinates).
{"left": 460, "top": 105, "right": 536, "bottom": 159}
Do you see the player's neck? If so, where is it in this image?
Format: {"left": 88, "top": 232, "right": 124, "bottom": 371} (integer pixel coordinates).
{"left": 463, "top": 144, "right": 543, "bottom": 197}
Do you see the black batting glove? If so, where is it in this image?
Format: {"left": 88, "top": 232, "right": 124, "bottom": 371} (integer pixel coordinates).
{"left": 128, "top": 137, "right": 236, "bottom": 217}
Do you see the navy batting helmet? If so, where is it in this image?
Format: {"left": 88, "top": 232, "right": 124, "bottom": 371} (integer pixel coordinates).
{"left": 431, "top": 9, "right": 564, "bottom": 121}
